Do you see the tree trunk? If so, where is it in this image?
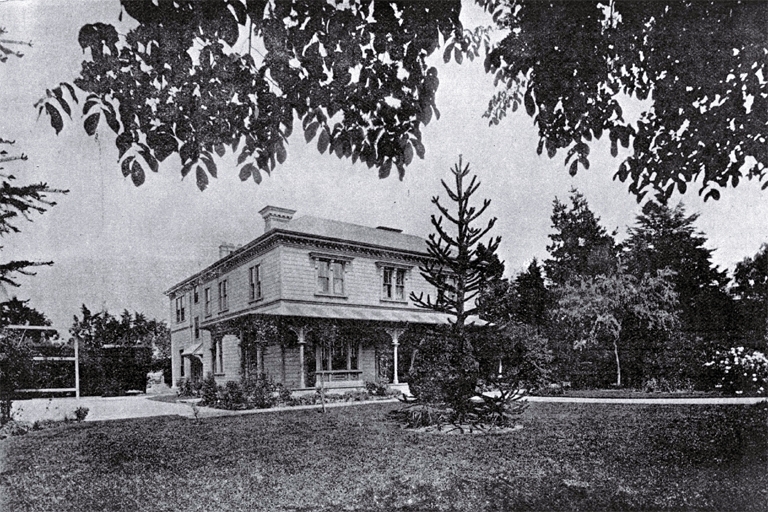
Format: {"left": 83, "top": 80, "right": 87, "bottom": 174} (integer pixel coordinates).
{"left": 612, "top": 337, "right": 621, "bottom": 387}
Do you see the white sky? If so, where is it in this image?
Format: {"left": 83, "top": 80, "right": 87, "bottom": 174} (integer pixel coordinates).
{"left": 1, "top": 0, "right": 766, "bottom": 329}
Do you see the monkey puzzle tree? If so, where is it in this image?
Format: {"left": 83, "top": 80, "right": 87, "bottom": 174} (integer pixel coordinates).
{"left": 409, "top": 157, "right": 501, "bottom": 413}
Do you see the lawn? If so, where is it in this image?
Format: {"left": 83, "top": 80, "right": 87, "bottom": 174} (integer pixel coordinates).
{"left": 1, "top": 401, "right": 766, "bottom": 511}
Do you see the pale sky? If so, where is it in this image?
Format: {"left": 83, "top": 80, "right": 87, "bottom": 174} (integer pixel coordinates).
{"left": 2, "top": 0, "right": 766, "bottom": 330}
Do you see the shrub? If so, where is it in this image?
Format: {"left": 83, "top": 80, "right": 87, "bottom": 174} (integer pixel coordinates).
{"left": 241, "top": 374, "right": 278, "bottom": 409}
{"left": 388, "top": 401, "right": 452, "bottom": 429}
{"left": 218, "top": 381, "right": 245, "bottom": 410}
{"left": 466, "top": 388, "right": 528, "bottom": 428}
{"left": 274, "top": 383, "right": 293, "bottom": 405}
{"left": 199, "top": 373, "right": 219, "bottom": 406}
{"left": 705, "top": 347, "right": 768, "bottom": 395}
{"left": 365, "top": 381, "right": 389, "bottom": 397}
{"left": 74, "top": 406, "right": 89, "bottom": 422}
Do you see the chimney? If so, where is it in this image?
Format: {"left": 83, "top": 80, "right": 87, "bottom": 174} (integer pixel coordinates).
{"left": 259, "top": 206, "right": 296, "bottom": 233}
{"left": 219, "top": 243, "right": 237, "bottom": 259}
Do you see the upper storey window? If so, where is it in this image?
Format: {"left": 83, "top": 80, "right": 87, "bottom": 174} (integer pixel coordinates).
{"left": 249, "top": 264, "right": 262, "bottom": 301}
{"left": 175, "top": 295, "right": 186, "bottom": 323}
{"left": 218, "top": 279, "right": 228, "bottom": 312}
{"left": 382, "top": 267, "right": 407, "bottom": 301}
{"left": 311, "top": 253, "right": 352, "bottom": 297}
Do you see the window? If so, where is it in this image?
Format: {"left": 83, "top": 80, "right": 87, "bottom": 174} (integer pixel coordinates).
{"left": 311, "top": 253, "right": 352, "bottom": 296}
{"left": 319, "top": 340, "right": 358, "bottom": 371}
{"left": 218, "top": 280, "right": 228, "bottom": 311}
{"left": 249, "top": 264, "right": 261, "bottom": 301}
{"left": 193, "top": 285, "right": 199, "bottom": 304}
{"left": 212, "top": 338, "right": 223, "bottom": 374}
{"left": 194, "top": 317, "right": 200, "bottom": 339}
{"left": 179, "top": 349, "right": 185, "bottom": 377}
{"left": 437, "top": 274, "right": 458, "bottom": 305}
{"left": 316, "top": 260, "right": 345, "bottom": 295}
{"left": 382, "top": 267, "right": 407, "bottom": 301}
{"left": 175, "top": 295, "right": 185, "bottom": 323}
{"left": 204, "top": 287, "right": 211, "bottom": 316}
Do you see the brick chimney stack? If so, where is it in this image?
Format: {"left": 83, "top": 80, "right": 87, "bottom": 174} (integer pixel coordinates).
{"left": 259, "top": 206, "right": 296, "bottom": 233}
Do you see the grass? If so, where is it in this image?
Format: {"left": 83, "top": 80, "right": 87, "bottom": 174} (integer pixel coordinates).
{"left": 533, "top": 388, "right": 723, "bottom": 399}
{"left": 1, "top": 402, "right": 766, "bottom": 511}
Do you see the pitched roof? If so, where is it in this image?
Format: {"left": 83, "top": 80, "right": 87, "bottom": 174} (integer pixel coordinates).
{"left": 282, "top": 215, "right": 429, "bottom": 254}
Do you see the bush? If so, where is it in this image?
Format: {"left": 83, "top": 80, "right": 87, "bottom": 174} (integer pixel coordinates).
{"left": 705, "top": 347, "right": 768, "bottom": 395}
{"left": 365, "top": 381, "right": 389, "bottom": 397}
{"left": 241, "top": 374, "right": 278, "bottom": 409}
{"left": 199, "top": 373, "right": 219, "bottom": 406}
{"left": 74, "top": 406, "right": 89, "bottom": 422}
{"left": 219, "top": 381, "right": 246, "bottom": 410}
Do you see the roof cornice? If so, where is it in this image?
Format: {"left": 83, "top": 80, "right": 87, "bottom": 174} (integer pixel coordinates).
{"left": 165, "top": 229, "right": 432, "bottom": 297}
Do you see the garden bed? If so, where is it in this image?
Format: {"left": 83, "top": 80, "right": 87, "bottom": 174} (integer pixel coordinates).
{"left": 2, "top": 401, "right": 766, "bottom": 511}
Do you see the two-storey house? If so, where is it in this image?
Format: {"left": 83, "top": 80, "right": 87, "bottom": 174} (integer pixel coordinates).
{"left": 166, "top": 206, "right": 453, "bottom": 392}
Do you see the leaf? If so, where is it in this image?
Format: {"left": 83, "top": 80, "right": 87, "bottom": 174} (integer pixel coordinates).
{"left": 52, "top": 88, "right": 71, "bottom": 117}
{"left": 443, "top": 41, "right": 454, "bottom": 64}
{"left": 61, "top": 82, "right": 77, "bottom": 103}
{"left": 116, "top": 131, "right": 134, "bottom": 157}
{"left": 454, "top": 46, "right": 463, "bottom": 65}
{"left": 84, "top": 113, "right": 100, "bottom": 136}
{"left": 139, "top": 148, "right": 159, "bottom": 173}
{"left": 677, "top": 181, "right": 687, "bottom": 194}
{"left": 524, "top": 88, "right": 535, "bottom": 117}
{"left": 131, "top": 159, "right": 145, "bottom": 186}
{"left": 276, "top": 143, "right": 287, "bottom": 164}
{"left": 102, "top": 105, "right": 120, "bottom": 133}
{"left": 195, "top": 165, "right": 208, "bottom": 191}
{"left": 403, "top": 141, "right": 414, "bottom": 165}
{"left": 304, "top": 121, "right": 319, "bottom": 143}
{"left": 412, "top": 138, "right": 425, "bottom": 159}
{"left": 569, "top": 159, "right": 579, "bottom": 177}
{"left": 610, "top": 137, "right": 618, "bottom": 157}
{"left": 239, "top": 163, "right": 254, "bottom": 181}
{"left": 251, "top": 165, "right": 262, "bottom": 184}
{"left": 83, "top": 100, "right": 99, "bottom": 116}
{"left": 379, "top": 159, "right": 392, "bottom": 179}
{"left": 317, "top": 129, "right": 330, "bottom": 154}
{"left": 121, "top": 156, "right": 135, "bottom": 177}
{"left": 201, "top": 154, "right": 217, "bottom": 178}
{"left": 45, "top": 103, "right": 63, "bottom": 135}
{"left": 703, "top": 188, "right": 720, "bottom": 202}
{"left": 214, "top": 143, "right": 226, "bottom": 157}
{"left": 181, "top": 161, "right": 194, "bottom": 178}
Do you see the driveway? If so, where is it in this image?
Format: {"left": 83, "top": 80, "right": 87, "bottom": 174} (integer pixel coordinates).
{"left": 10, "top": 394, "right": 766, "bottom": 424}
{"left": 11, "top": 395, "right": 193, "bottom": 422}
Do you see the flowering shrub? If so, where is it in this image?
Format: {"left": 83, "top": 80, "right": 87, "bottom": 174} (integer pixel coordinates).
{"left": 704, "top": 347, "right": 768, "bottom": 396}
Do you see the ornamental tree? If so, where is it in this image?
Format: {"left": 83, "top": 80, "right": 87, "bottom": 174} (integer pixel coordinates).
{"left": 411, "top": 157, "right": 501, "bottom": 334}
{"left": 554, "top": 268, "right": 679, "bottom": 387}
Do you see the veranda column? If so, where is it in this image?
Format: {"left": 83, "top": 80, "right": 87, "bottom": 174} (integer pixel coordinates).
{"left": 385, "top": 327, "right": 405, "bottom": 385}
{"left": 288, "top": 325, "right": 310, "bottom": 389}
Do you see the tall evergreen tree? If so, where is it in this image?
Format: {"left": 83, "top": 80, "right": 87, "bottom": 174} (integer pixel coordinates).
{"left": 731, "top": 243, "right": 768, "bottom": 349}
{"left": 623, "top": 202, "right": 736, "bottom": 344}
{"left": 545, "top": 188, "right": 618, "bottom": 286}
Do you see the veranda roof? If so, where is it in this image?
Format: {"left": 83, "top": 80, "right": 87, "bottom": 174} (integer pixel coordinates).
{"left": 258, "top": 302, "right": 485, "bottom": 326}
{"left": 181, "top": 342, "right": 204, "bottom": 356}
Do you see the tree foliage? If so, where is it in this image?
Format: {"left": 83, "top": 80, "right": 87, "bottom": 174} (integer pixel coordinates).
{"left": 555, "top": 268, "right": 678, "bottom": 387}
{"left": 70, "top": 304, "right": 170, "bottom": 356}
{"left": 623, "top": 201, "right": 736, "bottom": 343}
{"left": 481, "top": 0, "right": 768, "bottom": 201}
{"left": 411, "top": 157, "right": 501, "bottom": 331}
{"left": 731, "top": 243, "right": 768, "bottom": 348}
{"left": 39, "top": 2, "right": 767, "bottom": 200}
{"left": 1, "top": 28, "right": 66, "bottom": 289}
{"left": 40, "top": 0, "right": 464, "bottom": 190}
{"left": 545, "top": 188, "right": 618, "bottom": 286}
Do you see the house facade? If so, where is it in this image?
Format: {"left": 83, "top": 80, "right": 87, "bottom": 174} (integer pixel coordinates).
{"left": 166, "top": 206, "right": 452, "bottom": 392}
